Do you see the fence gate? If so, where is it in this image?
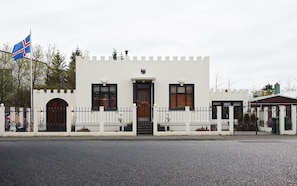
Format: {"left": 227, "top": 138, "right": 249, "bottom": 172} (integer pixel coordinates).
{"left": 46, "top": 98, "right": 68, "bottom": 132}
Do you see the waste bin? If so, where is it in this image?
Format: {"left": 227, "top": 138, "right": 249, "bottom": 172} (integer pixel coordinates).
{"left": 284, "top": 117, "right": 291, "bottom": 130}
{"left": 271, "top": 117, "right": 279, "bottom": 134}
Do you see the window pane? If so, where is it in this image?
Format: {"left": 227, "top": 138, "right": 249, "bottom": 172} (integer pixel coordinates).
{"left": 93, "top": 86, "right": 100, "bottom": 94}
{"left": 170, "top": 95, "right": 177, "bottom": 108}
{"left": 110, "top": 86, "right": 116, "bottom": 93}
{"left": 177, "top": 87, "right": 185, "bottom": 93}
{"left": 177, "top": 94, "right": 185, "bottom": 108}
{"left": 186, "top": 96, "right": 192, "bottom": 107}
{"left": 110, "top": 95, "right": 116, "bottom": 109}
{"left": 170, "top": 86, "right": 176, "bottom": 93}
{"left": 186, "top": 86, "right": 192, "bottom": 93}
{"left": 101, "top": 87, "right": 108, "bottom": 93}
{"left": 93, "top": 96, "right": 100, "bottom": 110}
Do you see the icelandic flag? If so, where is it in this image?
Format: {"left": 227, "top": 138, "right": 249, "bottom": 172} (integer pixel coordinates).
{"left": 12, "top": 34, "right": 31, "bottom": 60}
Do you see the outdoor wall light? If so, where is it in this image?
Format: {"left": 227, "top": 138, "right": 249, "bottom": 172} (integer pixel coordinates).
{"left": 178, "top": 80, "right": 185, "bottom": 86}
{"left": 101, "top": 78, "right": 109, "bottom": 86}
{"left": 141, "top": 69, "right": 146, "bottom": 74}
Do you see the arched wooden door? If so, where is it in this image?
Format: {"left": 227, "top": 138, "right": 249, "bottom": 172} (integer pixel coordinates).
{"left": 46, "top": 98, "right": 68, "bottom": 132}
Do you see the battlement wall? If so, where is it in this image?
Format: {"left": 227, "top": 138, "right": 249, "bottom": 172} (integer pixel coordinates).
{"left": 210, "top": 89, "right": 250, "bottom": 102}
{"left": 210, "top": 89, "right": 249, "bottom": 94}
{"left": 33, "top": 89, "right": 76, "bottom": 108}
{"left": 80, "top": 56, "right": 209, "bottom": 63}
{"left": 34, "top": 89, "right": 75, "bottom": 94}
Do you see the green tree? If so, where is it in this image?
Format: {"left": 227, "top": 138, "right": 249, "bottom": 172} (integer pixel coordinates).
{"left": 0, "top": 69, "right": 15, "bottom": 106}
{"left": 13, "top": 58, "right": 30, "bottom": 107}
{"left": 32, "top": 44, "right": 47, "bottom": 89}
{"left": 67, "top": 47, "right": 82, "bottom": 89}
{"left": 262, "top": 84, "right": 274, "bottom": 96}
{"left": 0, "top": 44, "right": 15, "bottom": 106}
{"left": 253, "top": 83, "right": 274, "bottom": 97}
{"left": 45, "top": 50, "right": 67, "bottom": 89}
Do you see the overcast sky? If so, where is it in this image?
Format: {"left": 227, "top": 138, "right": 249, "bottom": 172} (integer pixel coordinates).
{"left": 1, "top": 0, "right": 296, "bottom": 91}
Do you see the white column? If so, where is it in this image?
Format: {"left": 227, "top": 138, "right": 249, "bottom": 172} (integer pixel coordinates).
{"left": 27, "top": 108, "right": 31, "bottom": 132}
{"left": 132, "top": 104, "right": 137, "bottom": 136}
{"left": 272, "top": 106, "right": 276, "bottom": 118}
{"left": 217, "top": 106, "right": 222, "bottom": 133}
{"left": 66, "top": 107, "right": 71, "bottom": 135}
{"left": 19, "top": 107, "right": 24, "bottom": 128}
{"left": 291, "top": 105, "right": 296, "bottom": 134}
{"left": 33, "top": 108, "right": 39, "bottom": 134}
{"left": 229, "top": 106, "right": 234, "bottom": 134}
{"left": 10, "top": 107, "right": 16, "bottom": 132}
{"left": 264, "top": 107, "right": 268, "bottom": 127}
{"left": 99, "top": 106, "right": 105, "bottom": 133}
{"left": 279, "top": 105, "right": 285, "bottom": 135}
{"left": 185, "top": 106, "right": 190, "bottom": 133}
{"left": 0, "top": 103, "right": 5, "bottom": 135}
{"left": 251, "top": 107, "right": 254, "bottom": 114}
{"left": 153, "top": 104, "right": 158, "bottom": 135}
{"left": 256, "top": 107, "right": 260, "bottom": 127}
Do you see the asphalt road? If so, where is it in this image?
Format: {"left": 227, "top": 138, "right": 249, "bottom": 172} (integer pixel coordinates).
{"left": 0, "top": 138, "right": 297, "bottom": 186}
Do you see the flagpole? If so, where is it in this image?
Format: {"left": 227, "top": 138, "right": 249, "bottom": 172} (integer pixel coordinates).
{"left": 30, "top": 29, "right": 33, "bottom": 132}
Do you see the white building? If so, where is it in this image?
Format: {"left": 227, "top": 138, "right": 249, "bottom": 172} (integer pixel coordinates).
{"left": 30, "top": 55, "right": 249, "bottom": 135}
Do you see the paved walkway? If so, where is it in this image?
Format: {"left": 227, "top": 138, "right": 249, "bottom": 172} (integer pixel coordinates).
{"left": 0, "top": 131, "right": 296, "bottom": 141}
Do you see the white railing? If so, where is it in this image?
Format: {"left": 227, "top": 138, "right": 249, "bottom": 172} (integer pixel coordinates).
{"left": 153, "top": 106, "right": 234, "bottom": 136}
{"left": 1, "top": 103, "right": 295, "bottom": 136}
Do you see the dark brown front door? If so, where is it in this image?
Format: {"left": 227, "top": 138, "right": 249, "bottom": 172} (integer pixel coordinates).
{"left": 137, "top": 88, "right": 151, "bottom": 120}
{"left": 46, "top": 98, "right": 68, "bottom": 132}
{"left": 135, "top": 82, "right": 153, "bottom": 134}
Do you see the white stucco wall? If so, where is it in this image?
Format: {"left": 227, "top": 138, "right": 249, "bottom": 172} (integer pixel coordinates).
{"left": 210, "top": 89, "right": 250, "bottom": 112}
{"left": 76, "top": 56, "right": 210, "bottom": 108}
{"left": 33, "top": 89, "right": 76, "bottom": 109}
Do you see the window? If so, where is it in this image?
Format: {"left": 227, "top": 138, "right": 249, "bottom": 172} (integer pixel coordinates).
{"left": 92, "top": 84, "right": 117, "bottom": 111}
{"left": 212, "top": 101, "right": 243, "bottom": 119}
{"left": 169, "top": 84, "right": 194, "bottom": 110}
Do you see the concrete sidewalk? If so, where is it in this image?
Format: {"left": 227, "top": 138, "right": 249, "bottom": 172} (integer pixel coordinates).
{"left": 0, "top": 131, "right": 296, "bottom": 141}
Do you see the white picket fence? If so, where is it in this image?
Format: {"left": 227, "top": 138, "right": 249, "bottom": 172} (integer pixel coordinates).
{"left": 0, "top": 103, "right": 296, "bottom": 136}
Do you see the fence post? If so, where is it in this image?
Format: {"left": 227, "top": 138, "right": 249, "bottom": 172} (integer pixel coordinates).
{"left": 99, "top": 106, "right": 104, "bottom": 133}
{"left": 229, "top": 106, "right": 234, "bottom": 135}
{"left": 66, "top": 107, "right": 71, "bottom": 135}
{"left": 19, "top": 107, "right": 24, "bottom": 128}
{"left": 185, "top": 106, "right": 190, "bottom": 133}
{"left": 272, "top": 106, "right": 277, "bottom": 118}
{"left": 33, "top": 108, "right": 39, "bottom": 134}
{"left": 10, "top": 107, "right": 16, "bottom": 132}
{"left": 0, "top": 103, "right": 5, "bottom": 135}
{"left": 264, "top": 107, "right": 268, "bottom": 128}
{"left": 133, "top": 104, "right": 137, "bottom": 136}
{"left": 291, "top": 105, "right": 296, "bottom": 134}
{"left": 279, "top": 105, "right": 285, "bottom": 135}
{"left": 217, "top": 106, "right": 222, "bottom": 133}
{"left": 153, "top": 104, "right": 158, "bottom": 135}
{"left": 26, "top": 108, "right": 31, "bottom": 132}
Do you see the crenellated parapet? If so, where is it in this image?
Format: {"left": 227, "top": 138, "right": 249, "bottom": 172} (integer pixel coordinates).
{"left": 34, "top": 89, "right": 75, "bottom": 94}
{"left": 80, "top": 56, "right": 209, "bottom": 63}
{"left": 33, "top": 89, "right": 76, "bottom": 109}
{"left": 210, "top": 89, "right": 249, "bottom": 94}
{"left": 210, "top": 89, "right": 250, "bottom": 102}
